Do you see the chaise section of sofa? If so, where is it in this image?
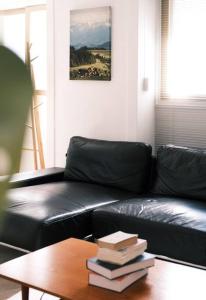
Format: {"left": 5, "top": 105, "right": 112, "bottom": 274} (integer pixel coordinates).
{"left": 0, "top": 181, "right": 135, "bottom": 251}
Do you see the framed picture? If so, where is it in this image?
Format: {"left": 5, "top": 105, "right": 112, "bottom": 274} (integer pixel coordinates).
{"left": 70, "top": 6, "right": 112, "bottom": 81}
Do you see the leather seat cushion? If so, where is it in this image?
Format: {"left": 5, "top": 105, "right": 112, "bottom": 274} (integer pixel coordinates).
{"left": 0, "top": 181, "right": 135, "bottom": 251}
{"left": 152, "top": 145, "right": 206, "bottom": 201}
{"left": 64, "top": 136, "right": 152, "bottom": 193}
{"left": 92, "top": 195, "right": 206, "bottom": 266}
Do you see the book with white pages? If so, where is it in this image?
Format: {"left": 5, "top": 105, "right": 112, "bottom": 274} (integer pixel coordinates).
{"left": 87, "top": 252, "right": 155, "bottom": 279}
{"left": 97, "top": 239, "right": 147, "bottom": 265}
{"left": 89, "top": 268, "right": 148, "bottom": 292}
{"left": 97, "top": 231, "right": 138, "bottom": 250}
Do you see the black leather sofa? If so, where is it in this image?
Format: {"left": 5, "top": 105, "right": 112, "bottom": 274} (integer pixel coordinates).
{"left": 1, "top": 136, "right": 206, "bottom": 267}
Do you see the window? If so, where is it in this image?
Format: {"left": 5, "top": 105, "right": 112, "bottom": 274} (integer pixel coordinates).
{"left": 161, "top": 0, "right": 206, "bottom": 100}
{"left": 0, "top": 4, "right": 47, "bottom": 171}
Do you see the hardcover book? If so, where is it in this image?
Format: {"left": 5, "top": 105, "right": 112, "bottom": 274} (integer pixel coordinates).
{"left": 87, "top": 252, "right": 155, "bottom": 279}
{"left": 88, "top": 268, "right": 148, "bottom": 292}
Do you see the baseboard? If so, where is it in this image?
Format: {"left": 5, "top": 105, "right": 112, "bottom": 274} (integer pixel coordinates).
{"left": 8, "top": 289, "right": 59, "bottom": 300}
{"left": 0, "top": 242, "right": 29, "bottom": 254}
{"left": 154, "top": 253, "right": 206, "bottom": 270}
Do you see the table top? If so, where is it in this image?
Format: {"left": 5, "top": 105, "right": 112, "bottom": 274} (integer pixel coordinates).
{"left": 0, "top": 238, "right": 206, "bottom": 300}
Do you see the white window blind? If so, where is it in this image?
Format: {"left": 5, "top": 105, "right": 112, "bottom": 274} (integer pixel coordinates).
{"left": 155, "top": 105, "right": 206, "bottom": 150}
{"left": 161, "top": 0, "right": 206, "bottom": 100}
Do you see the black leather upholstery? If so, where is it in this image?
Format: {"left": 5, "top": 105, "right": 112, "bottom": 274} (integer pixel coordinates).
{"left": 65, "top": 136, "right": 152, "bottom": 193}
{"left": 92, "top": 195, "right": 206, "bottom": 266}
{"left": 8, "top": 167, "right": 64, "bottom": 188}
{"left": 0, "top": 181, "right": 135, "bottom": 251}
{"left": 153, "top": 145, "right": 206, "bottom": 201}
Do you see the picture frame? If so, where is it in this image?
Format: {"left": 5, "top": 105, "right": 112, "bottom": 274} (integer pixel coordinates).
{"left": 70, "top": 6, "right": 112, "bottom": 81}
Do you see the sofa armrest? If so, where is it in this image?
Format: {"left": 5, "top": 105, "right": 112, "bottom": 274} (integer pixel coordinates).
{"left": 7, "top": 167, "right": 65, "bottom": 188}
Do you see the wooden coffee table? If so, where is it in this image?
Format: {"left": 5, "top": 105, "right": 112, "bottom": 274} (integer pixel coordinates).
{"left": 0, "top": 238, "right": 206, "bottom": 300}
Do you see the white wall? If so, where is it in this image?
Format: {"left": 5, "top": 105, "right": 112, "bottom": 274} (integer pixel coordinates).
{"left": 47, "top": 0, "right": 159, "bottom": 167}
{"left": 136, "top": 0, "right": 160, "bottom": 148}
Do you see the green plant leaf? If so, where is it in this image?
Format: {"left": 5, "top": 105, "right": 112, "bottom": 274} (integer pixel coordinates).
{"left": 0, "top": 45, "right": 32, "bottom": 214}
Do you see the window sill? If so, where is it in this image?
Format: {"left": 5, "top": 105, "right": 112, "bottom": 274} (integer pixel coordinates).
{"left": 156, "top": 98, "right": 206, "bottom": 109}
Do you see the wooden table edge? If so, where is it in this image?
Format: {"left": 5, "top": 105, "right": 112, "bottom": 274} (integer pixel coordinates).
{"left": 0, "top": 273, "right": 70, "bottom": 300}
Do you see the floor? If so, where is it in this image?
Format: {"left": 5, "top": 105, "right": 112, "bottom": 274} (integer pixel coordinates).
{"left": 0, "top": 245, "right": 23, "bottom": 300}
{"left": 0, "top": 244, "right": 60, "bottom": 300}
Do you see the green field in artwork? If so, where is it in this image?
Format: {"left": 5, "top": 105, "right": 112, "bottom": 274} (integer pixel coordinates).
{"left": 90, "top": 50, "right": 111, "bottom": 58}
{"left": 70, "top": 48, "right": 111, "bottom": 81}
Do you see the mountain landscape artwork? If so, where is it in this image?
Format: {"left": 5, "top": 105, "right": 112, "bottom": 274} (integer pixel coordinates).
{"left": 70, "top": 6, "right": 112, "bottom": 80}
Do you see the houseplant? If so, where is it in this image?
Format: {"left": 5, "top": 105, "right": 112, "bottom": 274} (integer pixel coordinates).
{"left": 0, "top": 45, "right": 32, "bottom": 213}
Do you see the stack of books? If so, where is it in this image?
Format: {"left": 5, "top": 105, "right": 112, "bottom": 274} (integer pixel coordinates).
{"left": 87, "top": 231, "right": 155, "bottom": 292}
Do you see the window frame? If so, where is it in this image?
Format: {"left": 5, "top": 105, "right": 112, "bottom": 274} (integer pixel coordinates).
{"left": 0, "top": 4, "right": 46, "bottom": 96}
{"left": 0, "top": 5, "right": 47, "bottom": 170}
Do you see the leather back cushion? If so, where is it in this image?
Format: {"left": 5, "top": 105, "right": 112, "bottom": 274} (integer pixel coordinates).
{"left": 152, "top": 145, "right": 206, "bottom": 200}
{"left": 64, "top": 136, "right": 152, "bottom": 193}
